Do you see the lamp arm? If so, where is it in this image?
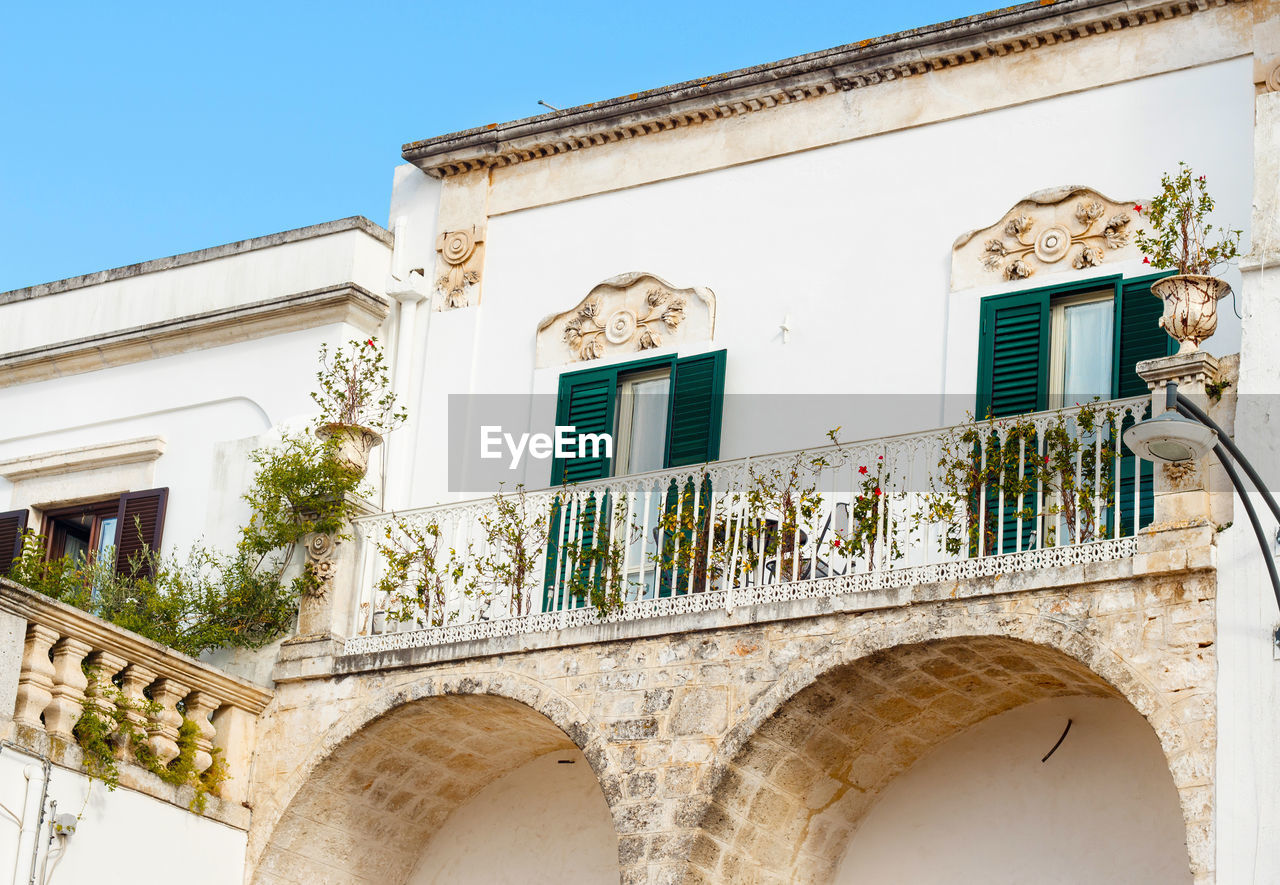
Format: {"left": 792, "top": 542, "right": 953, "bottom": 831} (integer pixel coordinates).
{"left": 1208, "top": 439, "right": 1280, "bottom": 623}
{"left": 1176, "top": 393, "right": 1280, "bottom": 525}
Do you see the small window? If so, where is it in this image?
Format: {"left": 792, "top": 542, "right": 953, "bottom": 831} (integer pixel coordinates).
{"left": 44, "top": 500, "right": 120, "bottom": 565}
{"left": 613, "top": 367, "right": 671, "bottom": 475}
{"left": 550, "top": 350, "right": 726, "bottom": 485}
{"left": 33, "top": 488, "right": 168, "bottom": 578}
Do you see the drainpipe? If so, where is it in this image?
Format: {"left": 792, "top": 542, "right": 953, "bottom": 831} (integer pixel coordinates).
{"left": 9, "top": 760, "right": 46, "bottom": 885}
{"left": 385, "top": 215, "right": 431, "bottom": 511}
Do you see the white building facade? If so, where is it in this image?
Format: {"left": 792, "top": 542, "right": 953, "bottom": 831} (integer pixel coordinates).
{"left": 0, "top": 0, "right": 1278, "bottom": 882}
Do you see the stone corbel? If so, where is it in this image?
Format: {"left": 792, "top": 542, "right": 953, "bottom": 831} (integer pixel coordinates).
{"left": 434, "top": 226, "right": 485, "bottom": 310}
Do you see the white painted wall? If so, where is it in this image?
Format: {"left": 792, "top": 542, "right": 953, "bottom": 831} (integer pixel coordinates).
{"left": 398, "top": 58, "right": 1254, "bottom": 506}
{"left": 832, "top": 696, "right": 1191, "bottom": 884}
{"left": 0, "top": 323, "right": 389, "bottom": 553}
{"left": 0, "top": 746, "right": 246, "bottom": 885}
{"left": 408, "top": 749, "right": 617, "bottom": 885}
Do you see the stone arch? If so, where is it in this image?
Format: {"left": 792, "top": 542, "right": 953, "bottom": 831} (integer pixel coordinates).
{"left": 689, "top": 611, "right": 1210, "bottom": 883}
{"left": 249, "top": 671, "right": 621, "bottom": 884}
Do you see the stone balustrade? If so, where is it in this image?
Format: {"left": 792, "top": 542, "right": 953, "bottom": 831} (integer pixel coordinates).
{"left": 0, "top": 578, "right": 273, "bottom": 820}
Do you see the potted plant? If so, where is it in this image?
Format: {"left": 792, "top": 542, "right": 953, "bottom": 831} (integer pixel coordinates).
{"left": 312, "top": 337, "right": 407, "bottom": 474}
{"left": 1134, "top": 162, "right": 1242, "bottom": 353}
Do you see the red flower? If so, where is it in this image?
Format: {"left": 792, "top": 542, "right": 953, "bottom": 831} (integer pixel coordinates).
{"left": 1133, "top": 204, "right": 1143, "bottom": 213}
{"left": 832, "top": 539, "right": 842, "bottom": 548}
{"left": 1043, "top": 454, "right": 1050, "bottom": 464}
{"left": 858, "top": 465, "right": 868, "bottom": 475}
{"left": 878, "top": 455, "right": 884, "bottom": 460}
{"left": 873, "top": 487, "right": 881, "bottom": 496}
{"left": 365, "top": 338, "right": 375, "bottom": 347}
{"left": 1142, "top": 257, "right": 1150, "bottom": 264}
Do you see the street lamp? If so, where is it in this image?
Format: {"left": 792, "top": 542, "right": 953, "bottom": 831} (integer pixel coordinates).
{"left": 1125, "top": 380, "right": 1280, "bottom": 637}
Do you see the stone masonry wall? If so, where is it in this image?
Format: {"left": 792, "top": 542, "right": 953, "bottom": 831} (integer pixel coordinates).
{"left": 247, "top": 551, "right": 1216, "bottom": 885}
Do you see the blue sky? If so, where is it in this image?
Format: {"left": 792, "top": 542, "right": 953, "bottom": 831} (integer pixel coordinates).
{"left": 1, "top": 0, "right": 992, "bottom": 292}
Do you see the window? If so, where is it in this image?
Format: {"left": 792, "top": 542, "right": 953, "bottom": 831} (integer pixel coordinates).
{"left": 545, "top": 351, "right": 727, "bottom": 611}
{"left": 45, "top": 499, "right": 120, "bottom": 564}
{"left": 550, "top": 350, "right": 727, "bottom": 483}
{"left": 612, "top": 367, "right": 672, "bottom": 475}
{"left": 0, "top": 487, "right": 168, "bottom": 578}
{"left": 976, "top": 272, "right": 1172, "bottom": 535}
{"left": 976, "top": 273, "right": 1172, "bottom": 418}
{"left": 1048, "top": 289, "right": 1114, "bottom": 409}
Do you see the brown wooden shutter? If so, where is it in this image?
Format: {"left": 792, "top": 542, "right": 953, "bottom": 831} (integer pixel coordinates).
{"left": 0, "top": 509, "right": 29, "bottom": 575}
{"left": 113, "top": 488, "right": 168, "bottom": 578}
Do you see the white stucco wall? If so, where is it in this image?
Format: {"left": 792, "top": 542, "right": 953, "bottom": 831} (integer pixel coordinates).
{"left": 399, "top": 57, "right": 1253, "bottom": 507}
{"left": 0, "top": 322, "right": 389, "bottom": 553}
{"left": 408, "top": 749, "right": 616, "bottom": 885}
{"left": 0, "top": 746, "right": 246, "bottom": 885}
{"left": 832, "top": 696, "right": 1191, "bottom": 884}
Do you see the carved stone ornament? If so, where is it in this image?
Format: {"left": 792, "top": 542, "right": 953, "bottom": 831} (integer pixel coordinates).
{"left": 951, "top": 186, "right": 1147, "bottom": 291}
{"left": 304, "top": 531, "right": 339, "bottom": 598}
{"left": 535, "top": 272, "right": 716, "bottom": 368}
{"left": 435, "top": 226, "right": 484, "bottom": 309}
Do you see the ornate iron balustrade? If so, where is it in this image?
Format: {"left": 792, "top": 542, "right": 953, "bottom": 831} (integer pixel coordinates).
{"left": 347, "top": 398, "right": 1150, "bottom": 654}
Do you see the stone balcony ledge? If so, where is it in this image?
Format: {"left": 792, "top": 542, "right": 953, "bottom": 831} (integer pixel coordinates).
{"left": 321, "top": 526, "right": 1212, "bottom": 679}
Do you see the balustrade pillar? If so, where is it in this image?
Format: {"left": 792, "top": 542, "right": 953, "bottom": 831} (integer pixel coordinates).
{"left": 145, "top": 677, "right": 189, "bottom": 766}
{"left": 44, "top": 637, "right": 93, "bottom": 740}
{"left": 1134, "top": 352, "right": 1222, "bottom": 574}
{"left": 13, "top": 624, "right": 57, "bottom": 730}
{"left": 183, "top": 690, "right": 220, "bottom": 774}
{"left": 84, "top": 651, "right": 128, "bottom": 749}
{"left": 116, "top": 664, "right": 156, "bottom": 757}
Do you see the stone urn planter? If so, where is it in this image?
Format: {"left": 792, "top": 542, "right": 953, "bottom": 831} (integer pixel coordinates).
{"left": 1151, "top": 274, "right": 1231, "bottom": 354}
{"left": 316, "top": 422, "right": 383, "bottom": 474}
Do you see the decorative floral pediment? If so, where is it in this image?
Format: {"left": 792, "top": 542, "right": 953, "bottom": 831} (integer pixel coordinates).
{"left": 535, "top": 273, "right": 716, "bottom": 368}
{"left": 951, "top": 186, "right": 1147, "bottom": 291}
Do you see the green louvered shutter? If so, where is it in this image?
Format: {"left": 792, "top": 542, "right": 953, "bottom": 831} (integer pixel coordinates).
{"left": 550, "top": 368, "right": 616, "bottom": 485}
{"left": 977, "top": 292, "right": 1050, "bottom": 419}
{"left": 977, "top": 292, "right": 1049, "bottom": 553}
{"left": 664, "top": 350, "right": 726, "bottom": 467}
{"left": 545, "top": 367, "right": 617, "bottom": 611}
{"left": 1115, "top": 275, "right": 1174, "bottom": 534}
{"left": 657, "top": 350, "right": 726, "bottom": 595}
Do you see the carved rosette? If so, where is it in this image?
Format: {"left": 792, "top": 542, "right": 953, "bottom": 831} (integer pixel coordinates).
{"left": 536, "top": 273, "right": 715, "bottom": 368}
{"left": 304, "top": 531, "right": 339, "bottom": 598}
{"left": 954, "top": 186, "right": 1147, "bottom": 290}
{"left": 435, "top": 226, "right": 484, "bottom": 309}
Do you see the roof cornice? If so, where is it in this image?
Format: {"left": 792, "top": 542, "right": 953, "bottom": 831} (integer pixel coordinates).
{"left": 403, "top": 0, "right": 1239, "bottom": 178}
{"left": 0, "top": 216, "right": 392, "bottom": 306}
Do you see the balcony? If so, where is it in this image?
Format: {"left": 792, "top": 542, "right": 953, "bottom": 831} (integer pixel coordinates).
{"left": 345, "top": 397, "right": 1153, "bottom": 656}
{"left": 0, "top": 577, "right": 272, "bottom": 823}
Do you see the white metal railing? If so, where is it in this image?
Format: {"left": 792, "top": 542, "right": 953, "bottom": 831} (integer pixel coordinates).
{"left": 346, "top": 398, "right": 1150, "bottom": 654}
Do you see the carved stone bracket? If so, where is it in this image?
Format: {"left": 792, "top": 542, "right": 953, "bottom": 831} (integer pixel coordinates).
{"left": 535, "top": 272, "right": 716, "bottom": 368}
{"left": 434, "top": 226, "right": 485, "bottom": 309}
{"left": 951, "top": 186, "right": 1146, "bottom": 291}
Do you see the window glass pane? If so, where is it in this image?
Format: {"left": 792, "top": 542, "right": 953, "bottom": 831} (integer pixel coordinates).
{"left": 60, "top": 532, "right": 90, "bottom": 565}
{"left": 616, "top": 373, "right": 670, "bottom": 474}
{"left": 95, "top": 516, "right": 118, "bottom": 562}
{"left": 1062, "top": 300, "right": 1113, "bottom": 402}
